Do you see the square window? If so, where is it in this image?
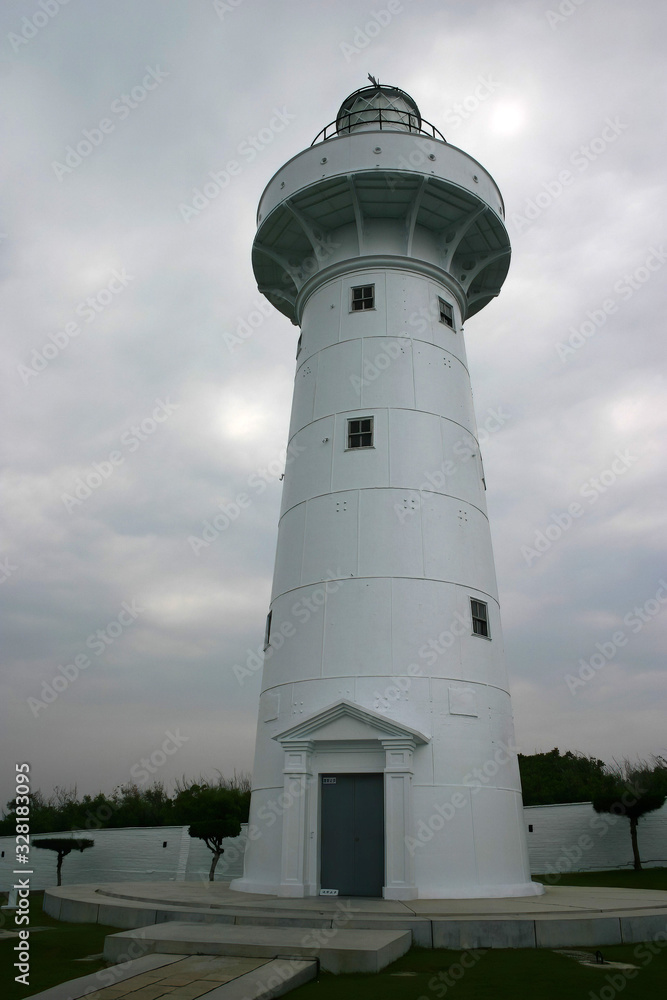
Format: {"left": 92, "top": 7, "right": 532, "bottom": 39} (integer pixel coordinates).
{"left": 470, "top": 599, "right": 489, "bottom": 638}
{"left": 347, "top": 416, "right": 374, "bottom": 449}
{"left": 351, "top": 284, "right": 375, "bottom": 311}
{"left": 438, "top": 297, "right": 454, "bottom": 328}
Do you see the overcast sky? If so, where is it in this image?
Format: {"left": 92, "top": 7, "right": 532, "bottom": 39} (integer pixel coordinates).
{"left": 1, "top": 0, "right": 666, "bottom": 811}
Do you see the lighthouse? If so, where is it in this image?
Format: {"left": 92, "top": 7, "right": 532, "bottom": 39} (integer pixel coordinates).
{"left": 232, "top": 83, "right": 542, "bottom": 900}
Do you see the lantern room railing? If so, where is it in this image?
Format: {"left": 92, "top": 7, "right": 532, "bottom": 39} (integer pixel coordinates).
{"left": 311, "top": 107, "right": 446, "bottom": 146}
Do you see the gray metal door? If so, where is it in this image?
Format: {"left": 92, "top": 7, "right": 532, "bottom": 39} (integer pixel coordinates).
{"left": 320, "top": 773, "right": 384, "bottom": 896}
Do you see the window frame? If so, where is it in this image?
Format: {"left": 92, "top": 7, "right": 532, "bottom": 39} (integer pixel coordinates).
{"left": 350, "top": 284, "right": 375, "bottom": 312}
{"left": 346, "top": 415, "right": 374, "bottom": 450}
{"left": 438, "top": 296, "right": 454, "bottom": 329}
{"left": 470, "top": 598, "right": 490, "bottom": 639}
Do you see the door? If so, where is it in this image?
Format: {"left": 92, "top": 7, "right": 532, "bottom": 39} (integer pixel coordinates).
{"left": 320, "top": 773, "right": 384, "bottom": 896}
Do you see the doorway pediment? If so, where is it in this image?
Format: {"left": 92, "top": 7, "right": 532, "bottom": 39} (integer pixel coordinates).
{"left": 273, "top": 698, "right": 429, "bottom": 746}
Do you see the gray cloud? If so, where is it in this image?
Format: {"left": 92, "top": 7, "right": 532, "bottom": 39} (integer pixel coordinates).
{"left": 1, "top": 0, "right": 666, "bottom": 807}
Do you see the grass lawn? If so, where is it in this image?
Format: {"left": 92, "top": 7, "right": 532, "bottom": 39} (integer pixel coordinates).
{"left": 533, "top": 866, "right": 667, "bottom": 892}
{"left": 290, "top": 869, "right": 667, "bottom": 1000}
{"left": 289, "top": 944, "right": 667, "bottom": 1000}
{"left": 0, "top": 892, "right": 117, "bottom": 1000}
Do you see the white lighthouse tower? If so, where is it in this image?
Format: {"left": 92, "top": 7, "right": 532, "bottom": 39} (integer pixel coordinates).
{"left": 232, "top": 83, "right": 542, "bottom": 900}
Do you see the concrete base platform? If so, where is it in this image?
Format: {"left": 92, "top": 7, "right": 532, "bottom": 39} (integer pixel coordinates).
{"left": 44, "top": 880, "right": 667, "bottom": 952}
{"left": 103, "top": 922, "right": 412, "bottom": 974}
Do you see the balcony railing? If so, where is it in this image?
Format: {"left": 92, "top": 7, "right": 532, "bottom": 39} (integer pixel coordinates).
{"left": 312, "top": 108, "right": 446, "bottom": 146}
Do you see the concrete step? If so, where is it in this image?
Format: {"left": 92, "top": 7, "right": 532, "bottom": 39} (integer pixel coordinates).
{"left": 43, "top": 885, "right": 433, "bottom": 945}
{"left": 103, "top": 921, "right": 412, "bottom": 974}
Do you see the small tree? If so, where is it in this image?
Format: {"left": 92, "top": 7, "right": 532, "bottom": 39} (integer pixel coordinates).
{"left": 33, "top": 837, "right": 94, "bottom": 886}
{"left": 188, "top": 818, "right": 241, "bottom": 881}
{"left": 174, "top": 782, "right": 245, "bottom": 881}
{"left": 592, "top": 759, "right": 667, "bottom": 870}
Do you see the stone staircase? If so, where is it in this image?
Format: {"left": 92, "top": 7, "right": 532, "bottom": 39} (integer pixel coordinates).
{"left": 103, "top": 920, "right": 412, "bottom": 974}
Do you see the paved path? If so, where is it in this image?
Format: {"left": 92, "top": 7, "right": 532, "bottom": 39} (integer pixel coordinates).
{"left": 24, "top": 953, "right": 316, "bottom": 1000}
